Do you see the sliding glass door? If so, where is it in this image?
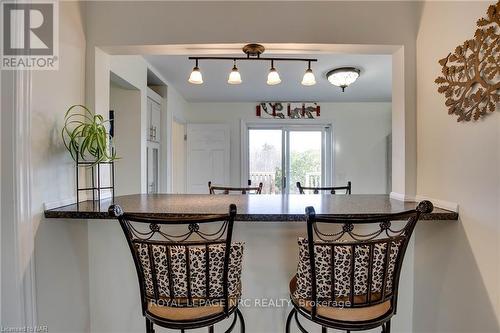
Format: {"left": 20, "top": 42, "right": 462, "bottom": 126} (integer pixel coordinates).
{"left": 248, "top": 129, "right": 283, "bottom": 194}
{"left": 248, "top": 126, "right": 332, "bottom": 194}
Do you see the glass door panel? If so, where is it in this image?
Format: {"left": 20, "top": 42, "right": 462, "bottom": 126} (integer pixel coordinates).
{"left": 248, "top": 129, "right": 283, "bottom": 194}
{"left": 287, "top": 131, "right": 323, "bottom": 193}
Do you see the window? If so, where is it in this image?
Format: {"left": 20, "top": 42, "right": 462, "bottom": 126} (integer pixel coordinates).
{"left": 247, "top": 125, "right": 332, "bottom": 194}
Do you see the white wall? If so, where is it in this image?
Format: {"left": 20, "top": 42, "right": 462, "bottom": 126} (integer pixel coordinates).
{"left": 164, "top": 82, "right": 189, "bottom": 193}
{"left": 109, "top": 56, "right": 149, "bottom": 193}
{"left": 185, "top": 102, "right": 392, "bottom": 194}
{"left": 414, "top": 1, "right": 500, "bottom": 332}
{"left": 31, "top": 2, "right": 90, "bottom": 332}
{"left": 110, "top": 83, "right": 142, "bottom": 195}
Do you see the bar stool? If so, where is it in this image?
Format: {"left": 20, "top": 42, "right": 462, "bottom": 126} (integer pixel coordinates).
{"left": 109, "top": 204, "right": 245, "bottom": 333}
{"left": 286, "top": 201, "right": 433, "bottom": 333}
{"left": 296, "top": 181, "right": 352, "bottom": 194}
{"left": 208, "top": 181, "right": 263, "bottom": 194}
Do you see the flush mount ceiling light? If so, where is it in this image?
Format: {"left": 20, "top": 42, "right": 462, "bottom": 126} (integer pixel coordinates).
{"left": 188, "top": 43, "right": 317, "bottom": 86}
{"left": 326, "top": 67, "right": 361, "bottom": 92}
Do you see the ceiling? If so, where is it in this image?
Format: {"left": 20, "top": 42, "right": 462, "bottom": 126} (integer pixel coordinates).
{"left": 145, "top": 53, "right": 392, "bottom": 103}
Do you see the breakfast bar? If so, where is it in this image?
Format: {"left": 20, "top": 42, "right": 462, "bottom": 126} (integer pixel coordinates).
{"left": 43, "top": 194, "right": 457, "bottom": 332}
{"left": 44, "top": 194, "right": 458, "bottom": 221}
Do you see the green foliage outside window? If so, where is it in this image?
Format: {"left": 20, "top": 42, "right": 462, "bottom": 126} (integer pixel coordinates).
{"left": 274, "top": 150, "right": 321, "bottom": 191}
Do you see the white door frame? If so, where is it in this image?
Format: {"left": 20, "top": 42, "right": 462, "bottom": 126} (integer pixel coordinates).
{"left": 1, "top": 71, "right": 37, "bottom": 326}
{"left": 241, "top": 119, "right": 333, "bottom": 191}
{"left": 1, "top": 38, "right": 37, "bottom": 328}
{"left": 172, "top": 117, "right": 187, "bottom": 194}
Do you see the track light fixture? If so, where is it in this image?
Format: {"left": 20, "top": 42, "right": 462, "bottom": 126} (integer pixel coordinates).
{"left": 301, "top": 61, "right": 316, "bottom": 86}
{"left": 227, "top": 59, "right": 242, "bottom": 85}
{"left": 188, "top": 59, "right": 203, "bottom": 84}
{"left": 187, "top": 44, "right": 317, "bottom": 86}
{"left": 267, "top": 60, "right": 281, "bottom": 85}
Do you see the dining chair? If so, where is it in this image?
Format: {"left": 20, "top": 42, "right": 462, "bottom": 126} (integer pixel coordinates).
{"left": 108, "top": 204, "right": 245, "bottom": 333}
{"left": 208, "top": 181, "right": 263, "bottom": 194}
{"left": 296, "top": 181, "right": 352, "bottom": 194}
{"left": 286, "top": 200, "right": 433, "bottom": 333}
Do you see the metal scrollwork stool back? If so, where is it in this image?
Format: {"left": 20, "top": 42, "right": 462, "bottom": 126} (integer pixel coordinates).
{"left": 209, "top": 181, "right": 263, "bottom": 195}
{"left": 286, "top": 200, "right": 433, "bottom": 333}
{"left": 296, "top": 181, "right": 352, "bottom": 195}
{"left": 109, "top": 204, "right": 245, "bottom": 333}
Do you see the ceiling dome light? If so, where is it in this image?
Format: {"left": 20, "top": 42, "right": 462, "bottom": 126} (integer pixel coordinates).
{"left": 301, "top": 61, "right": 316, "bottom": 86}
{"left": 188, "top": 60, "right": 203, "bottom": 84}
{"left": 327, "top": 67, "right": 360, "bottom": 92}
{"left": 228, "top": 60, "right": 242, "bottom": 84}
{"left": 267, "top": 60, "right": 281, "bottom": 85}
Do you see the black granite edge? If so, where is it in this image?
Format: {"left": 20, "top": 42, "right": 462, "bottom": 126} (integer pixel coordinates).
{"left": 42, "top": 211, "right": 304, "bottom": 221}
{"left": 44, "top": 210, "right": 111, "bottom": 219}
{"left": 44, "top": 210, "right": 458, "bottom": 221}
{"left": 420, "top": 212, "right": 459, "bottom": 221}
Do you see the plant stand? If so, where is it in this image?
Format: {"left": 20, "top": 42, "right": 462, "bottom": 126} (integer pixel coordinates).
{"left": 76, "top": 155, "right": 115, "bottom": 207}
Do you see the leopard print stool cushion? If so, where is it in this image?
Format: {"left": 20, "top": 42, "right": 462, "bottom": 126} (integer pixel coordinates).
{"left": 294, "top": 238, "right": 401, "bottom": 301}
{"left": 135, "top": 242, "right": 244, "bottom": 299}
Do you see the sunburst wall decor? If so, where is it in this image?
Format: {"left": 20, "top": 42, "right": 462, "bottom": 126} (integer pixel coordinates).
{"left": 435, "top": 1, "right": 499, "bottom": 122}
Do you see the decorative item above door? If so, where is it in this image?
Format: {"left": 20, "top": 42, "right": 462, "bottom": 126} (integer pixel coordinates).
{"left": 435, "top": 1, "right": 499, "bottom": 122}
{"left": 256, "top": 102, "right": 320, "bottom": 119}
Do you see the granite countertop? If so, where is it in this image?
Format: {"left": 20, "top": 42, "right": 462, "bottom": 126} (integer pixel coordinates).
{"left": 44, "top": 194, "right": 458, "bottom": 221}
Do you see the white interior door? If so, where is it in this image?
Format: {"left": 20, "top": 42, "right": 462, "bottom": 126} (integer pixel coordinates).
{"left": 187, "top": 124, "right": 230, "bottom": 194}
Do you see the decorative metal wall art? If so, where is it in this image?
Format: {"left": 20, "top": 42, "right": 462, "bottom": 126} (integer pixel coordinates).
{"left": 256, "top": 102, "right": 320, "bottom": 119}
{"left": 435, "top": 1, "right": 500, "bottom": 122}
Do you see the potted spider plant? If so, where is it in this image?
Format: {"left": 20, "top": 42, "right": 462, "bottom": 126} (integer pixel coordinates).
{"left": 62, "top": 104, "right": 117, "bottom": 164}
{"left": 62, "top": 105, "right": 118, "bottom": 203}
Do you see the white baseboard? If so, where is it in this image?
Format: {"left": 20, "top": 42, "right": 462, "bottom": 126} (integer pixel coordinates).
{"left": 44, "top": 197, "right": 80, "bottom": 210}
{"left": 390, "top": 192, "right": 458, "bottom": 213}
{"left": 414, "top": 195, "right": 458, "bottom": 213}
{"left": 44, "top": 191, "right": 113, "bottom": 211}
{"left": 390, "top": 192, "right": 415, "bottom": 202}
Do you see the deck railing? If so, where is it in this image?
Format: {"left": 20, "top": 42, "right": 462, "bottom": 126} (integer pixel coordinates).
{"left": 249, "top": 172, "right": 277, "bottom": 194}
{"left": 249, "top": 171, "right": 321, "bottom": 194}
{"left": 305, "top": 172, "right": 321, "bottom": 188}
